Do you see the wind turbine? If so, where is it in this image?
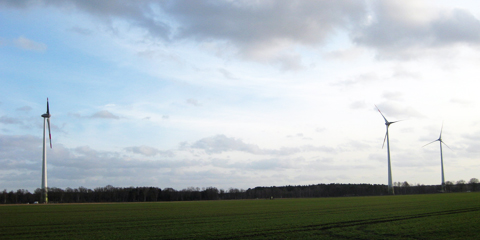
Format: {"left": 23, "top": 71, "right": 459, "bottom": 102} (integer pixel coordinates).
{"left": 423, "top": 123, "right": 451, "bottom": 192}
{"left": 375, "top": 105, "right": 400, "bottom": 195}
{"left": 41, "top": 98, "right": 52, "bottom": 203}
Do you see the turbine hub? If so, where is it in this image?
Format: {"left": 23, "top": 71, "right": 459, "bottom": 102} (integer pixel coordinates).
{"left": 41, "top": 113, "right": 51, "bottom": 118}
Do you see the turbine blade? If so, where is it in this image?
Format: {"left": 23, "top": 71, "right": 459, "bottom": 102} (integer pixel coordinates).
{"left": 46, "top": 98, "right": 50, "bottom": 115}
{"left": 375, "top": 105, "right": 388, "bottom": 123}
{"left": 382, "top": 131, "right": 387, "bottom": 149}
{"left": 422, "top": 139, "right": 438, "bottom": 147}
{"left": 440, "top": 122, "right": 443, "bottom": 139}
{"left": 389, "top": 119, "right": 404, "bottom": 124}
{"left": 441, "top": 140, "right": 452, "bottom": 150}
{"left": 47, "top": 118, "right": 52, "bottom": 148}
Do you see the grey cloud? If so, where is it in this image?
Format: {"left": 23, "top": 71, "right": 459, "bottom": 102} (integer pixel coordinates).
{"left": 2, "top": 0, "right": 367, "bottom": 69}
{"left": 164, "top": 0, "right": 366, "bottom": 68}
{"left": 2, "top": 0, "right": 171, "bottom": 40}
{"left": 354, "top": 2, "right": 480, "bottom": 59}
{"left": 186, "top": 98, "right": 201, "bottom": 107}
{"left": 374, "top": 103, "right": 424, "bottom": 119}
{"left": 0, "top": 116, "right": 23, "bottom": 125}
{"left": 349, "top": 100, "right": 366, "bottom": 109}
{"left": 90, "top": 110, "right": 120, "bottom": 119}
{"left": 211, "top": 157, "right": 301, "bottom": 171}
{"left": 0, "top": 134, "right": 41, "bottom": 171}
{"left": 125, "top": 145, "right": 174, "bottom": 157}
{"left": 190, "top": 134, "right": 335, "bottom": 155}
{"left": 392, "top": 68, "right": 420, "bottom": 79}
{"left": 0, "top": 133, "right": 248, "bottom": 190}
{"left": 0, "top": 0, "right": 39, "bottom": 8}
{"left": 272, "top": 53, "right": 304, "bottom": 71}
{"left": 450, "top": 98, "right": 473, "bottom": 106}
{"left": 0, "top": 133, "right": 335, "bottom": 191}
{"left": 16, "top": 106, "right": 32, "bottom": 112}
{"left": 300, "top": 145, "right": 336, "bottom": 153}
{"left": 74, "top": 145, "right": 100, "bottom": 158}
{"left": 191, "top": 134, "right": 262, "bottom": 154}
{"left": 68, "top": 26, "right": 93, "bottom": 36}
{"left": 332, "top": 72, "right": 379, "bottom": 87}
{"left": 245, "top": 158, "right": 300, "bottom": 170}
{"left": 340, "top": 140, "right": 372, "bottom": 152}
{"left": 166, "top": 1, "right": 365, "bottom": 45}
{"left": 71, "top": 111, "right": 120, "bottom": 119}
{"left": 431, "top": 9, "right": 480, "bottom": 45}
{"left": 67, "top": 0, "right": 170, "bottom": 40}
{"left": 324, "top": 47, "right": 364, "bottom": 61}
{"left": 382, "top": 91, "right": 403, "bottom": 101}
{"left": 287, "top": 133, "right": 304, "bottom": 138}
{"left": 218, "top": 68, "right": 237, "bottom": 80}
{"left": 8, "top": 1, "right": 480, "bottom": 64}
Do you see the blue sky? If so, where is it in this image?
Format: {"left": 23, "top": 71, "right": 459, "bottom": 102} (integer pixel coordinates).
{"left": 1, "top": 0, "right": 480, "bottom": 192}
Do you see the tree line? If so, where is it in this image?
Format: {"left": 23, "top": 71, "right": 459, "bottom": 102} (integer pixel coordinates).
{"left": 2, "top": 178, "right": 479, "bottom": 204}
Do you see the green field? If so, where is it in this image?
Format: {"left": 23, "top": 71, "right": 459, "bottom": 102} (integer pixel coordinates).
{"left": 1, "top": 192, "right": 479, "bottom": 239}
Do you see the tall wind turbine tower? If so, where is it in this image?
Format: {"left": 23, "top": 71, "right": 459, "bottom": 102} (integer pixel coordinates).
{"left": 423, "top": 123, "right": 450, "bottom": 192}
{"left": 41, "top": 98, "right": 52, "bottom": 203}
{"left": 375, "top": 105, "right": 400, "bottom": 195}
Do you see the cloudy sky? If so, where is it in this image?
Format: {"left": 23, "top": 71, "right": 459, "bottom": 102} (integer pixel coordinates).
{"left": 2, "top": 0, "right": 480, "bottom": 192}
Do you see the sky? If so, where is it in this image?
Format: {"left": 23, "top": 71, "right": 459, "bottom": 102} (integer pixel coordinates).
{"left": 1, "top": 0, "right": 480, "bottom": 192}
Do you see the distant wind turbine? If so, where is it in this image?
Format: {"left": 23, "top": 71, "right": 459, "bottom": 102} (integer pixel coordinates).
{"left": 41, "top": 98, "right": 52, "bottom": 203}
{"left": 375, "top": 105, "right": 401, "bottom": 195}
{"left": 423, "top": 123, "right": 451, "bottom": 193}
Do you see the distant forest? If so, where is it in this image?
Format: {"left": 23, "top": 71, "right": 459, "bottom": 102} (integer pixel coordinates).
{"left": 2, "top": 178, "right": 479, "bottom": 204}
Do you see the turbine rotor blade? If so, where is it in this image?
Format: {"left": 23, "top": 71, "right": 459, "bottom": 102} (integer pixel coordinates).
{"left": 422, "top": 139, "right": 438, "bottom": 147}
{"left": 441, "top": 140, "right": 452, "bottom": 150}
{"left": 382, "top": 131, "right": 387, "bottom": 149}
{"left": 47, "top": 118, "right": 52, "bottom": 148}
{"left": 375, "top": 105, "right": 388, "bottom": 123}
{"left": 440, "top": 122, "right": 444, "bottom": 139}
{"left": 46, "top": 98, "right": 50, "bottom": 115}
{"left": 390, "top": 119, "right": 404, "bottom": 124}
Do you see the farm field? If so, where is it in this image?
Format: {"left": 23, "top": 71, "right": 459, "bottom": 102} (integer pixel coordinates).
{"left": 1, "top": 192, "right": 479, "bottom": 239}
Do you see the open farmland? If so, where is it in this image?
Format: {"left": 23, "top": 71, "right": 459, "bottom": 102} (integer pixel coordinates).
{"left": 1, "top": 192, "right": 479, "bottom": 239}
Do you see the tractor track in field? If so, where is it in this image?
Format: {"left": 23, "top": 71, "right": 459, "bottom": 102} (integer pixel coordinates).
{"left": 218, "top": 206, "right": 480, "bottom": 239}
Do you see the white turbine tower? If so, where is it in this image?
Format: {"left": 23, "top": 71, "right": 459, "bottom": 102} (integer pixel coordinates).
{"left": 423, "top": 123, "right": 451, "bottom": 193}
{"left": 375, "top": 105, "right": 400, "bottom": 195}
{"left": 41, "top": 98, "right": 52, "bottom": 203}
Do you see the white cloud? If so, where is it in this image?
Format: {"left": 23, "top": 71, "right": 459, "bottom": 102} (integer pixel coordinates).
{"left": 13, "top": 37, "right": 47, "bottom": 51}
{"left": 382, "top": 91, "right": 404, "bottom": 101}
{"left": 90, "top": 110, "right": 120, "bottom": 119}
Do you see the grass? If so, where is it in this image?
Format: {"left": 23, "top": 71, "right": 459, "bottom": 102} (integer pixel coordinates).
{"left": 1, "top": 192, "right": 479, "bottom": 239}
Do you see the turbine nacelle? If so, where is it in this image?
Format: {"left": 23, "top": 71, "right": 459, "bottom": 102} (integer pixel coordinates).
{"left": 385, "top": 120, "right": 400, "bottom": 127}
{"left": 375, "top": 105, "right": 400, "bottom": 148}
{"left": 423, "top": 123, "right": 451, "bottom": 150}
